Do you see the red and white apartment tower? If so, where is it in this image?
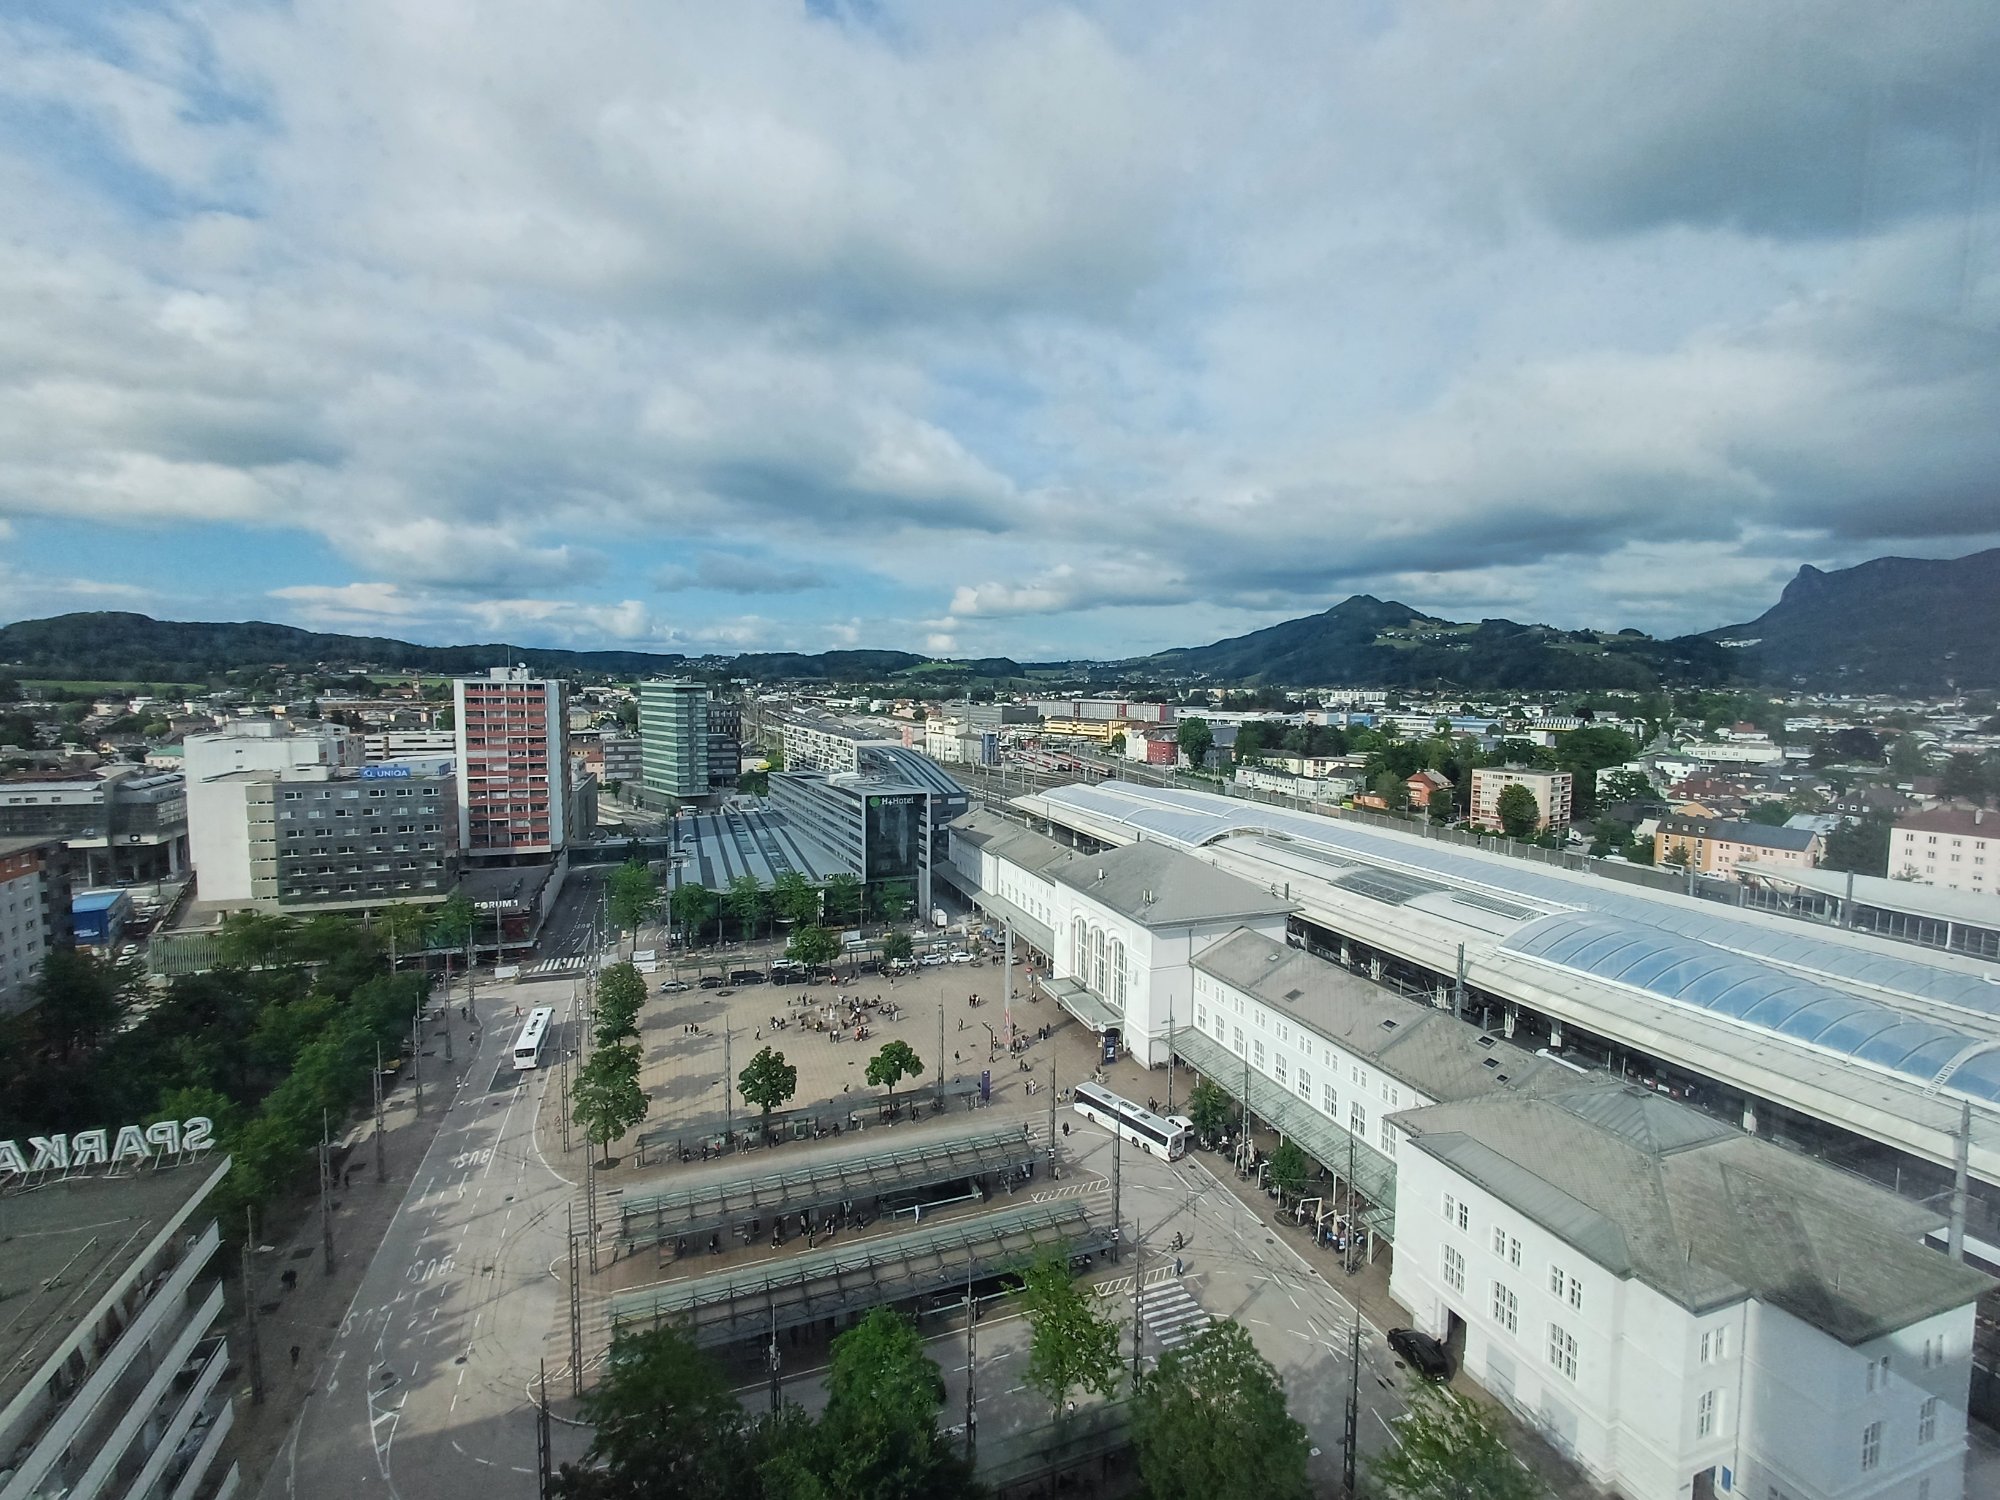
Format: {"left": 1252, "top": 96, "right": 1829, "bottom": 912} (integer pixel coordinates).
{"left": 452, "top": 667, "right": 570, "bottom": 862}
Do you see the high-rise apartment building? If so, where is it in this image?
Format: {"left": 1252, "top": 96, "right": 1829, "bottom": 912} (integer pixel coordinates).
{"left": 0, "top": 835, "right": 72, "bottom": 1015}
{"left": 638, "top": 680, "right": 712, "bottom": 809}
{"left": 453, "top": 668, "right": 569, "bottom": 861}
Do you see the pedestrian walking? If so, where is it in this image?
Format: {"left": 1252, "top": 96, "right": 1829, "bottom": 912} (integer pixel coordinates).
{"left": 290, "top": 1345, "right": 301, "bottom": 1368}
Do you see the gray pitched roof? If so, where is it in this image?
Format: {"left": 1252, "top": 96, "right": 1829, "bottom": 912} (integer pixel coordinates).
{"left": 1193, "top": 928, "right": 1552, "bottom": 1103}
{"left": 1398, "top": 1084, "right": 1991, "bottom": 1341}
{"left": 949, "top": 809, "right": 1074, "bottom": 875}
{"left": 1657, "top": 814, "right": 1819, "bottom": 852}
{"left": 1046, "top": 839, "right": 1292, "bottom": 929}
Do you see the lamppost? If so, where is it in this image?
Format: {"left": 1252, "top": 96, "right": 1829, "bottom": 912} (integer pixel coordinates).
{"left": 1922, "top": 1014, "right": 2000, "bottom": 1263}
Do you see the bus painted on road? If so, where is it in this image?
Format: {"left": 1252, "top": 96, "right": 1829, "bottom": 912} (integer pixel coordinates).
{"left": 512, "top": 1006, "right": 556, "bottom": 1070}
{"left": 1071, "top": 1082, "right": 1188, "bottom": 1160}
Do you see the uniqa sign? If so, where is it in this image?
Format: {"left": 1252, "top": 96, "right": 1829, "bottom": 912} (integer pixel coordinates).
{"left": 0, "top": 1116, "right": 214, "bottom": 1176}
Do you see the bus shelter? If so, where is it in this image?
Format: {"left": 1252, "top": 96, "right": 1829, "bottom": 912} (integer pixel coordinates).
{"left": 607, "top": 1201, "right": 1112, "bottom": 1350}
{"left": 633, "top": 1079, "right": 991, "bottom": 1165}
{"left": 613, "top": 1125, "right": 1044, "bottom": 1257}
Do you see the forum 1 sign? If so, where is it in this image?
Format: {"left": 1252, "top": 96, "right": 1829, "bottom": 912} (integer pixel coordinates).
{"left": 0, "top": 1116, "right": 214, "bottom": 1176}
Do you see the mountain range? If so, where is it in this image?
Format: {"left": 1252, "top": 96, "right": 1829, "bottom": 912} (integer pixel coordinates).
{"left": 1, "top": 550, "right": 1993, "bottom": 692}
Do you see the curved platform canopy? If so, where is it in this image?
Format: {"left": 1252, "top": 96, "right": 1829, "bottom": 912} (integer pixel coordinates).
{"left": 1503, "top": 911, "right": 2000, "bottom": 1106}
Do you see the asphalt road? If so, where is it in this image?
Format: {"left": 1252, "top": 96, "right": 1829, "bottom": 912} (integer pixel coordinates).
{"left": 261, "top": 976, "right": 590, "bottom": 1500}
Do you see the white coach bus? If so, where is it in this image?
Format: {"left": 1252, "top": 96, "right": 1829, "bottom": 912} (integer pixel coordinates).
{"left": 1071, "top": 1082, "right": 1189, "bottom": 1160}
{"left": 512, "top": 1005, "right": 556, "bottom": 1070}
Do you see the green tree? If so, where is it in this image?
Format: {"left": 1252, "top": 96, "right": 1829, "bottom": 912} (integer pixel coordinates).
{"left": 1597, "top": 767, "right": 1655, "bottom": 804}
{"left": 1176, "top": 717, "right": 1213, "bottom": 769}
{"left": 1266, "top": 1140, "right": 1312, "bottom": 1203}
{"left": 821, "top": 873, "right": 864, "bottom": 926}
{"left": 787, "top": 924, "right": 842, "bottom": 969}
{"left": 737, "top": 1046, "right": 798, "bottom": 1141}
{"left": 809, "top": 1308, "right": 973, "bottom": 1500}
{"left": 1745, "top": 800, "right": 1792, "bottom": 826}
{"left": 880, "top": 930, "right": 914, "bottom": 965}
{"left": 1185, "top": 1080, "right": 1235, "bottom": 1146}
{"left": 596, "top": 963, "right": 647, "bottom": 1047}
{"left": 430, "top": 891, "right": 478, "bottom": 964}
{"left": 1020, "top": 1251, "right": 1122, "bottom": 1418}
{"left": 32, "top": 948, "right": 135, "bottom": 1064}
{"left": 1586, "top": 814, "right": 1624, "bottom": 857}
{"left": 726, "top": 874, "right": 767, "bottom": 940}
{"left": 865, "top": 1039, "right": 924, "bottom": 1111}
{"left": 1369, "top": 770, "right": 1411, "bottom": 811}
{"left": 551, "top": 1325, "right": 752, "bottom": 1500}
{"left": 1889, "top": 733, "right": 1933, "bottom": 778}
{"left": 770, "top": 869, "right": 821, "bottom": 927}
{"left": 377, "top": 903, "right": 431, "bottom": 973}
{"left": 671, "top": 881, "right": 719, "bottom": 947}
{"left": 1108, "top": 732, "right": 1126, "bottom": 754}
{"left": 1825, "top": 813, "right": 1895, "bottom": 878}
{"left": 607, "top": 859, "right": 662, "bottom": 939}
{"left": 1495, "top": 783, "right": 1540, "bottom": 838}
{"left": 1367, "top": 1377, "right": 1546, "bottom": 1500}
{"left": 573, "top": 1041, "right": 648, "bottom": 1165}
{"left": 217, "top": 910, "right": 300, "bottom": 969}
{"left": 1942, "top": 753, "right": 1990, "bottom": 804}
{"left": 1130, "top": 1320, "right": 1310, "bottom": 1500}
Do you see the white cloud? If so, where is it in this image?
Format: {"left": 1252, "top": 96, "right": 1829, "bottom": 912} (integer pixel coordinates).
{"left": 0, "top": 2, "right": 1995, "bottom": 655}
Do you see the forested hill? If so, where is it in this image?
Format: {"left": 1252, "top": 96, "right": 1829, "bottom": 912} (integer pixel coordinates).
{"left": 0, "top": 612, "right": 925, "bottom": 683}
{"left": 1706, "top": 549, "right": 2000, "bottom": 691}
{"left": 1137, "top": 595, "right": 1735, "bottom": 689}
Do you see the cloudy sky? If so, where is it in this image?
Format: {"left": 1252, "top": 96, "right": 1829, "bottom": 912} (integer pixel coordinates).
{"left": 2, "top": 2, "right": 1997, "bottom": 661}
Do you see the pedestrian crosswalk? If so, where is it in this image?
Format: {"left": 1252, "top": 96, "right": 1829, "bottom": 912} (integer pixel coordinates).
{"left": 1031, "top": 1176, "right": 1109, "bottom": 1203}
{"left": 1137, "top": 1280, "right": 1212, "bottom": 1353}
{"left": 523, "top": 955, "right": 590, "bottom": 977}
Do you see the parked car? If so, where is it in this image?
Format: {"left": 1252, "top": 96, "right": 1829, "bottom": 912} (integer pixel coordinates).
{"left": 947, "top": 951, "right": 974, "bottom": 965}
{"left": 1386, "top": 1328, "right": 1452, "bottom": 1381}
{"left": 658, "top": 980, "right": 691, "bottom": 993}
{"left": 917, "top": 953, "right": 948, "bottom": 967}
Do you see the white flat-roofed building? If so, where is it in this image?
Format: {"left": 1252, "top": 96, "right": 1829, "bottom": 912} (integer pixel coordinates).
{"left": 0, "top": 1156, "right": 238, "bottom": 1500}
{"left": 1392, "top": 1086, "right": 1989, "bottom": 1500}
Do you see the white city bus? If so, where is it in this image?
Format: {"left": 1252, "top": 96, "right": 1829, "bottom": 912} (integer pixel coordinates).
{"left": 512, "top": 1006, "right": 556, "bottom": 1070}
{"left": 1071, "top": 1082, "right": 1188, "bottom": 1160}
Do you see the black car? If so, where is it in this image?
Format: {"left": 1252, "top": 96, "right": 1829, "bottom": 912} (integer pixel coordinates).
{"left": 1386, "top": 1328, "right": 1452, "bottom": 1381}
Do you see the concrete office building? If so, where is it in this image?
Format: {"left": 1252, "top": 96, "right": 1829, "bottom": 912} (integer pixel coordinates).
{"left": 598, "top": 735, "right": 643, "bottom": 791}
{"left": 1393, "top": 1086, "right": 1988, "bottom": 1500}
{"left": 185, "top": 719, "right": 359, "bottom": 898}
{"left": 0, "top": 1157, "right": 239, "bottom": 1500}
{"left": 193, "top": 759, "right": 457, "bottom": 911}
{"left": 0, "top": 768, "right": 189, "bottom": 886}
{"left": 766, "top": 770, "right": 931, "bottom": 918}
{"left": 1470, "top": 765, "right": 1574, "bottom": 833}
{"left": 453, "top": 668, "right": 568, "bottom": 861}
{"left": 361, "top": 729, "right": 456, "bottom": 761}
{"left": 0, "top": 835, "right": 72, "bottom": 1016}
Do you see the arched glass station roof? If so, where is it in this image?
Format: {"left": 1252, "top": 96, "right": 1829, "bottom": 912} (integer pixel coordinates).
{"left": 1035, "top": 782, "right": 2000, "bottom": 1019}
{"left": 1503, "top": 911, "right": 2000, "bottom": 1104}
